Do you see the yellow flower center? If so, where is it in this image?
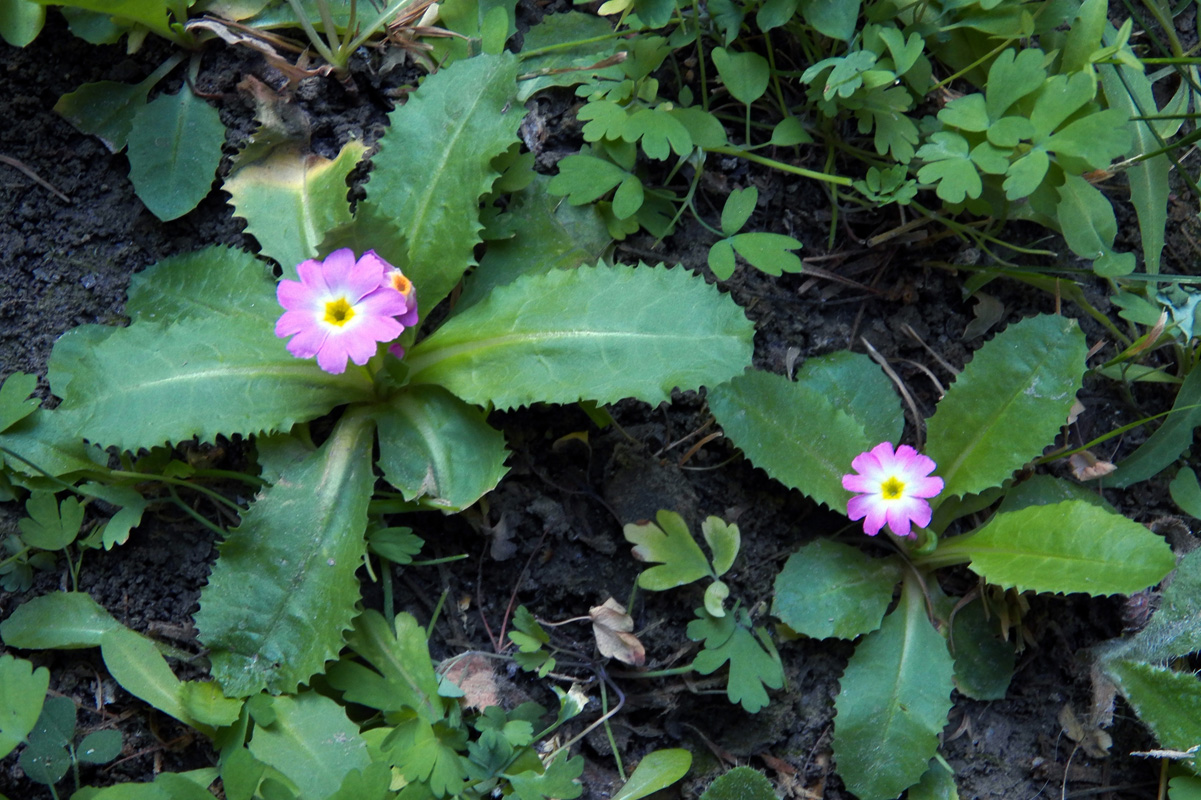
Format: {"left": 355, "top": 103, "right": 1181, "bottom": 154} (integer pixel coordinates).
{"left": 881, "top": 477, "right": 905, "bottom": 500}
{"left": 323, "top": 297, "right": 355, "bottom": 327}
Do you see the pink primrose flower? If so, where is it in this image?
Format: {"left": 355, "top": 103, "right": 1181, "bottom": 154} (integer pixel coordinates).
{"left": 275, "top": 249, "right": 413, "bottom": 374}
{"left": 842, "top": 442, "right": 944, "bottom": 539}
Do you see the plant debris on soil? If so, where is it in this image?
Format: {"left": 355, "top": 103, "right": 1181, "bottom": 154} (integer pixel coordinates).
{"left": 3, "top": 7, "right": 1199, "bottom": 799}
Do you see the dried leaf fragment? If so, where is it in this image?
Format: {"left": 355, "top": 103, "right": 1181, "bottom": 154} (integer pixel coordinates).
{"left": 589, "top": 598, "right": 645, "bottom": 666}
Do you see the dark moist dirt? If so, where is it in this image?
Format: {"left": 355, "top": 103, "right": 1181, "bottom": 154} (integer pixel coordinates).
{"left": 1, "top": 9, "right": 1197, "bottom": 800}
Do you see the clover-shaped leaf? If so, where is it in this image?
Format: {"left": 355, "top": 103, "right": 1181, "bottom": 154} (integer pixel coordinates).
{"left": 624, "top": 510, "right": 712, "bottom": 590}
{"left": 915, "top": 131, "right": 981, "bottom": 203}
{"left": 687, "top": 608, "right": 784, "bottom": 713}
{"left": 19, "top": 491, "right": 84, "bottom": 551}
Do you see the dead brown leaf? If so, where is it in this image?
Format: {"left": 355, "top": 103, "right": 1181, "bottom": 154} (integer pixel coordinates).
{"left": 589, "top": 598, "right": 645, "bottom": 666}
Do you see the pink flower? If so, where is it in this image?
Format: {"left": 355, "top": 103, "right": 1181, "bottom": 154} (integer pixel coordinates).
{"left": 276, "top": 249, "right": 412, "bottom": 374}
{"left": 842, "top": 442, "right": 944, "bottom": 539}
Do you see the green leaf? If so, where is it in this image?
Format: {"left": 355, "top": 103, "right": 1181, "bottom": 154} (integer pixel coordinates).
{"left": 938, "top": 93, "right": 988, "bottom": 131}
{"left": 125, "top": 246, "right": 278, "bottom": 325}
{"left": 907, "top": 758, "right": 958, "bottom": 800}
{"left": 179, "top": 681, "right": 243, "bottom": 728}
{"left": 833, "top": 583, "right": 954, "bottom": 800}
{"left": 77, "top": 483, "right": 148, "bottom": 549}
{"left": 516, "top": 12, "right": 622, "bottom": 101}
{"left": 942, "top": 500, "right": 1175, "bottom": 595}
{"left": 126, "top": 89, "right": 225, "bottom": 221}
{"left": 54, "top": 79, "right": 150, "bottom": 152}
{"left": 1108, "top": 364, "right": 1201, "bottom": 487}
{"left": 51, "top": 316, "right": 374, "bottom": 452}
{"left": 360, "top": 53, "right": 523, "bottom": 318}
{"left": 1122, "top": 548, "right": 1201, "bottom": 662}
{"left": 612, "top": 749, "right": 692, "bottom": 800}
{"left": 326, "top": 610, "right": 445, "bottom": 722}
{"left": 1056, "top": 174, "right": 1134, "bottom": 276}
{"left": 708, "top": 369, "right": 872, "bottom": 513}
{"left": 797, "top": 351, "right": 903, "bottom": 445}
{"left": 21, "top": 696, "right": 73, "bottom": 786}
{"left": 711, "top": 47, "right": 769, "bottom": 105}
{"left": 18, "top": 491, "right": 81, "bottom": 550}
{"left": 916, "top": 131, "right": 981, "bottom": 204}
{"left": 0, "top": 591, "right": 120, "bottom": 649}
{"left": 407, "top": 263, "right": 753, "bottom": 410}
{"left": 623, "top": 107, "right": 692, "bottom": 160}
{"left": 249, "top": 692, "right": 371, "bottom": 800}
{"left": 708, "top": 239, "right": 736, "bottom": 280}
{"left": 701, "top": 517, "right": 739, "bottom": 576}
{"left": 1171, "top": 468, "right": 1201, "bottom": 518}
{"left": 0, "top": 0, "right": 44, "bottom": 45}
{"left": 458, "top": 175, "right": 611, "bottom": 309}
{"left": 985, "top": 49, "right": 1046, "bottom": 120}
{"left": 926, "top": 315, "right": 1086, "bottom": 498}
{"left": 31, "top": 0, "right": 181, "bottom": 40}
{"left": 987, "top": 115, "right": 1035, "bottom": 147}
{"left": 1044, "top": 108, "right": 1131, "bottom": 166}
{"left": 0, "top": 655, "right": 49, "bottom": 759}
{"left": 687, "top": 608, "right": 784, "bottom": 713}
{"left": 225, "top": 141, "right": 367, "bottom": 276}
{"left": 1002, "top": 148, "right": 1049, "bottom": 199}
{"left": 755, "top": 0, "right": 795, "bottom": 32}
{"left": 0, "top": 372, "right": 38, "bottom": 433}
{"left": 196, "top": 409, "right": 376, "bottom": 696}
{"left": 1105, "top": 660, "right": 1201, "bottom": 768}
{"left": 431, "top": 0, "right": 516, "bottom": 62}
{"left": 384, "top": 718, "right": 470, "bottom": 796}
{"left": 728, "top": 233, "right": 803, "bottom": 275}
{"left": 947, "top": 598, "right": 1013, "bottom": 700}
{"left": 374, "top": 386, "right": 510, "bottom": 511}
{"left": 547, "top": 154, "right": 630, "bottom": 205}
{"left": 720, "top": 186, "right": 757, "bottom": 236}
{"left": 800, "top": 0, "right": 858, "bottom": 41}
{"left": 768, "top": 115, "right": 810, "bottom": 146}
{"left": 100, "top": 627, "right": 204, "bottom": 731}
{"left": 506, "top": 753, "right": 585, "bottom": 800}
{"left": 1030, "top": 71, "right": 1097, "bottom": 139}
{"left": 772, "top": 540, "right": 902, "bottom": 640}
{"left": 77, "top": 729, "right": 122, "bottom": 764}
{"left": 366, "top": 526, "right": 424, "bottom": 564}
{"left": 624, "top": 510, "right": 713, "bottom": 590}
{"left": 701, "top": 767, "right": 778, "bottom": 800}
{"left": 1099, "top": 60, "right": 1168, "bottom": 274}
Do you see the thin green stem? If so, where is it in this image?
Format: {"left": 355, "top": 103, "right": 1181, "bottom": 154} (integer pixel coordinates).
{"left": 167, "top": 486, "right": 229, "bottom": 538}
{"left": 519, "top": 31, "right": 630, "bottom": 60}
{"left": 285, "top": 0, "right": 339, "bottom": 64}
{"left": 704, "top": 145, "right": 851, "bottom": 185}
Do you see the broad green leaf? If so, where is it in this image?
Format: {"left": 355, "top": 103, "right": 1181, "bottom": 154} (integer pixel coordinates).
{"left": 126, "top": 246, "right": 278, "bottom": 325}
{"left": 0, "top": 372, "right": 38, "bottom": 433}
{"left": 0, "top": 655, "right": 49, "bottom": 759}
{"left": 926, "top": 315, "right": 1086, "bottom": 498}
{"left": 833, "top": 582, "right": 954, "bottom": 800}
{"left": 624, "top": 510, "right": 712, "bottom": 590}
{"left": 100, "top": 627, "right": 206, "bottom": 732}
{"left": 708, "top": 369, "right": 871, "bottom": 513}
{"left": 700, "top": 767, "right": 778, "bottom": 800}
{"left": 768, "top": 115, "right": 810, "bottom": 146}
{"left": 938, "top": 93, "right": 988, "bottom": 131}
{"left": 0, "top": 0, "right": 44, "bottom": 45}
{"left": 947, "top": 598, "right": 1013, "bottom": 700}
{"left": 612, "top": 749, "right": 692, "bottom": 800}
{"left": 224, "top": 141, "right": 366, "bottom": 277}
{"left": 0, "top": 407, "right": 104, "bottom": 479}
{"left": 374, "top": 386, "right": 508, "bottom": 511}
{"left": 326, "top": 610, "right": 445, "bottom": 722}
{"left": 579, "top": 100, "right": 628, "bottom": 141}
{"left": 126, "top": 89, "right": 225, "bottom": 221}
{"left": 1060, "top": 0, "right": 1106, "bottom": 74}
{"left": 19, "top": 491, "right": 83, "bottom": 550}
{"left": 773, "top": 540, "right": 902, "bottom": 639}
{"left": 407, "top": 263, "right": 754, "bottom": 410}
{"left": 756, "top": 0, "right": 796, "bottom": 32}
{"left": 987, "top": 115, "right": 1035, "bottom": 147}
{"left": 1105, "top": 660, "right": 1201, "bottom": 770}
{"left": 623, "top": 107, "right": 692, "bottom": 160}
{"left": 384, "top": 717, "right": 470, "bottom": 796}
{"left": 196, "top": 409, "right": 376, "bottom": 696}
{"left": 179, "top": 681, "right": 243, "bottom": 727}
{"left": 31, "top": 0, "right": 180, "bottom": 40}
{"left": 711, "top": 47, "right": 769, "bottom": 105}
{"left": 941, "top": 500, "right": 1175, "bottom": 595}
{"left": 1044, "top": 108, "right": 1131, "bottom": 166}
{"left": 1030, "top": 71, "right": 1097, "bottom": 139}
{"left": 430, "top": 0, "right": 516, "bottom": 62}
{"left": 800, "top": 0, "right": 858, "bottom": 41}
{"left": 360, "top": 53, "right": 524, "bottom": 318}
{"left": 1171, "top": 467, "right": 1201, "bottom": 519}
{"left": 1002, "top": 148, "right": 1049, "bottom": 199}
{"left": 1119, "top": 547, "right": 1201, "bottom": 663}
{"left": 708, "top": 239, "right": 736, "bottom": 280}
{"left": 54, "top": 79, "right": 151, "bottom": 152}
{"left": 51, "top": 316, "right": 373, "bottom": 452}
{"left": 516, "top": 12, "right": 623, "bottom": 101}
{"left": 672, "top": 106, "right": 729, "bottom": 148}
{"left": 1055, "top": 174, "right": 1134, "bottom": 276}
{"left": 0, "top": 591, "right": 119, "bottom": 649}
{"left": 797, "top": 351, "right": 903, "bottom": 445}
{"left": 249, "top": 692, "right": 371, "bottom": 799}
{"left": 457, "top": 175, "right": 611, "bottom": 309}
{"left": 1109, "top": 364, "right": 1201, "bottom": 487}
{"left": 907, "top": 758, "right": 958, "bottom": 800}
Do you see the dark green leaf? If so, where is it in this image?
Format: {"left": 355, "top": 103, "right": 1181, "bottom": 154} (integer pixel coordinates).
{"left": 126, "top": 90, "right": 225, "bottom": 221}
{"left": 773, "top": 541, "right": 901, "bottom": 639}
